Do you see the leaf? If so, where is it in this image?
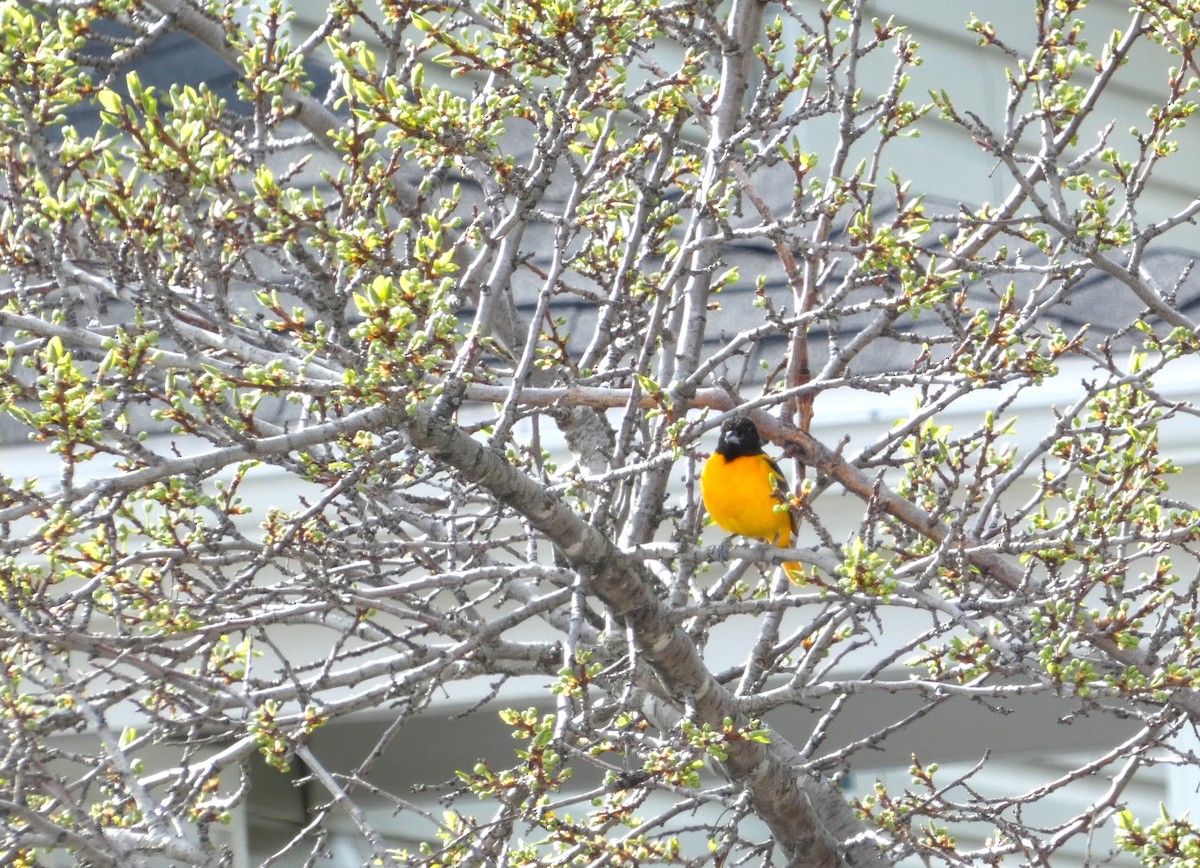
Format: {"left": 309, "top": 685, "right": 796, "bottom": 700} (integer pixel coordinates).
{"left": 96, "top": 88, "right": 122, "bottom": 115}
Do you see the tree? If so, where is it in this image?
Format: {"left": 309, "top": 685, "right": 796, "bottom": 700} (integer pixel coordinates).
{"left": 4, "top": 0, "right": 1200, "bottom": 864}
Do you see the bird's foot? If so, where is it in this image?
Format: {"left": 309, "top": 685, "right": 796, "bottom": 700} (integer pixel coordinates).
{"left": 715, "top": 538, "right": 732, "bottom": 562}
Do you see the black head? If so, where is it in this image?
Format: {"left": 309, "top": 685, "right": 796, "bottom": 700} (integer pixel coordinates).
{"left": 715, "top": 417, "right": 764, "bottom": 459}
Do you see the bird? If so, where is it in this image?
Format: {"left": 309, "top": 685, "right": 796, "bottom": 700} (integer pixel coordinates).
{"left": 700, "top": 417, "right": 801, "bottom": 580}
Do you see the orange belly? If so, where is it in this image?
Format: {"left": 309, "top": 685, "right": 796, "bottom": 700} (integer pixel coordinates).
{"left": 700, "top": 453, "right": 792, "bottom": 546}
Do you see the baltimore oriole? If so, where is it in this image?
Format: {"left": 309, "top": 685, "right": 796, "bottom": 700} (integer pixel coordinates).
{"left": 700, "top": 417, "right": 801, "bottom": 580}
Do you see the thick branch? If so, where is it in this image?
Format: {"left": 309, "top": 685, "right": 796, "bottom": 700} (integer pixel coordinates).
{"left": 402, "top": 402, "right": 888, "bottom": 868}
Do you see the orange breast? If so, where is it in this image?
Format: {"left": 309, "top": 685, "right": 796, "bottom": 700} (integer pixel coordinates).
{"left": 700, "top": 453, "right": 792, "bottom": 546}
